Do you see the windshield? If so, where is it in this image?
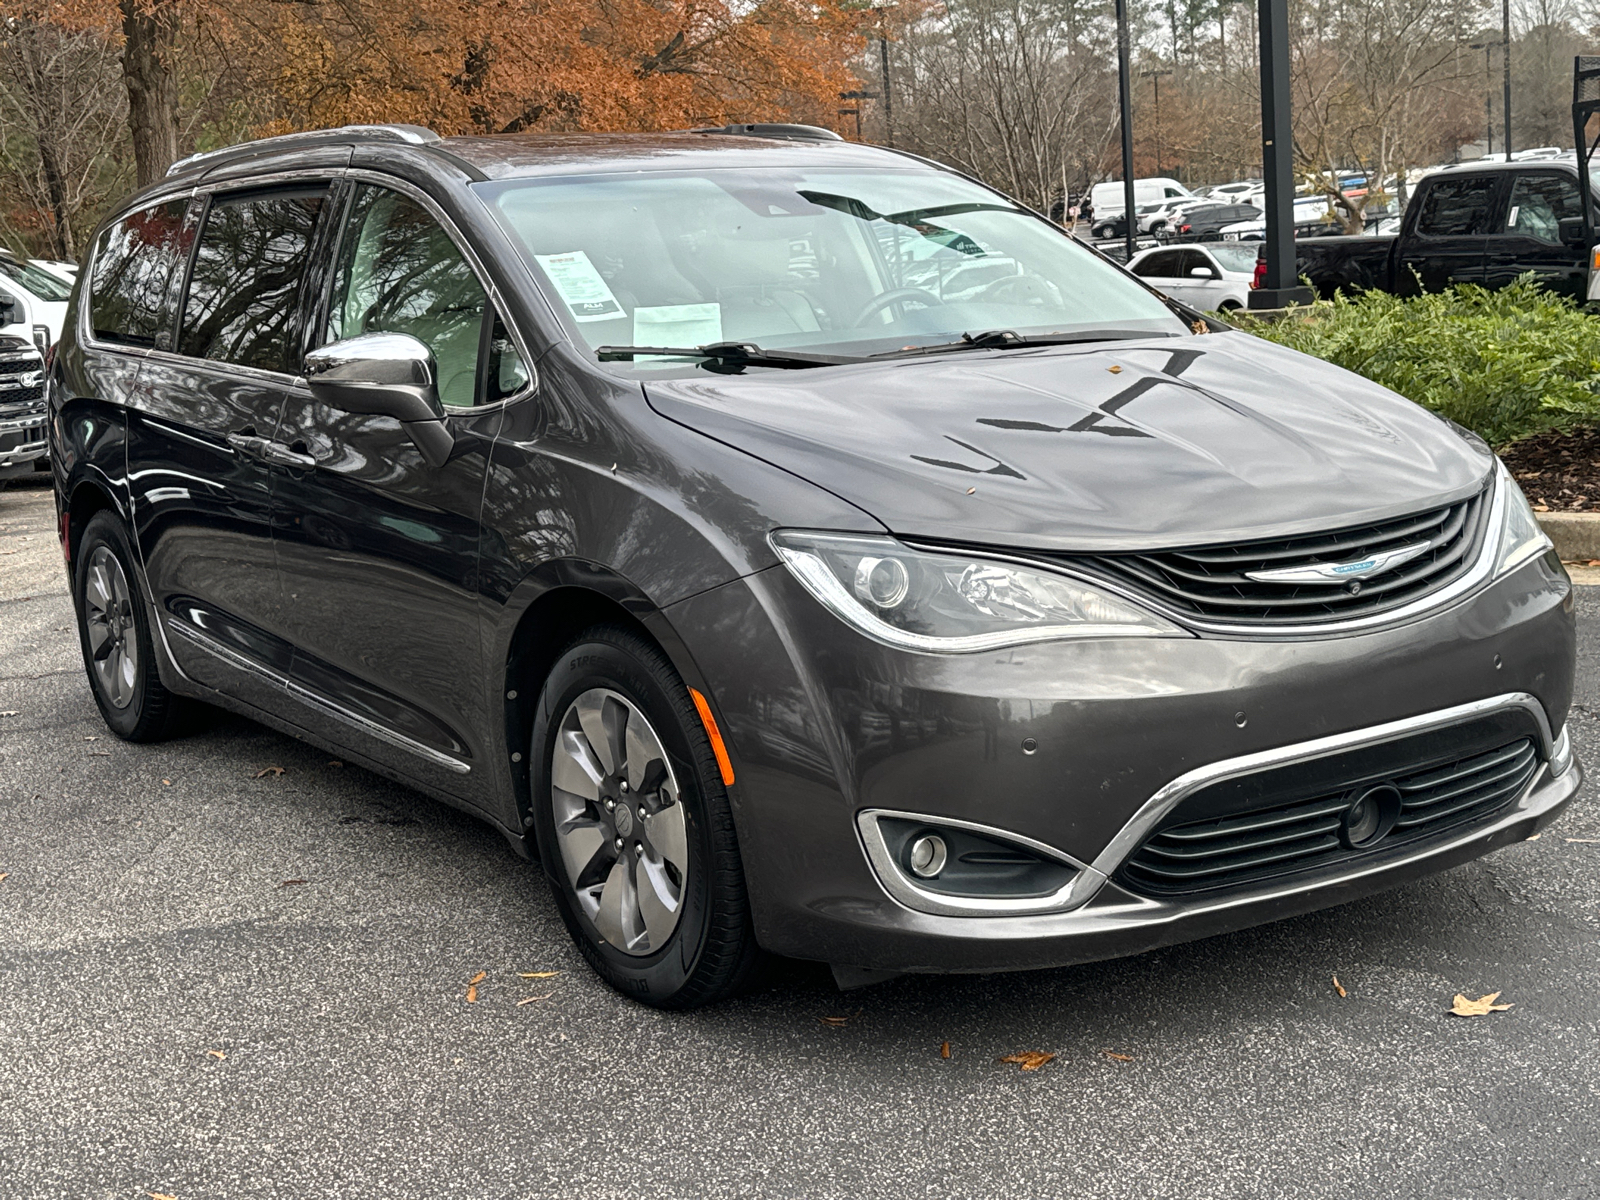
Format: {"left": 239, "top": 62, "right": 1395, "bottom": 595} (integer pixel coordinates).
{"left": 478, "top": 168, "right": 1187, "bottom": 368}
{"left": 1208, "top": 244, "right": 1260, "bottom": 273}
{"left": 0, "top": 259, "right": 70, "bottom": 302}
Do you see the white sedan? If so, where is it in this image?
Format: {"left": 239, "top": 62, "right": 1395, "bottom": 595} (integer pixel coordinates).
{"left": 1126, "top": 242, "right": 1258, "bottom": 313}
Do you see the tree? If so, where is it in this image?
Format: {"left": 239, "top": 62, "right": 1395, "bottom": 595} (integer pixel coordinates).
{"left": 0, "top": 14, "right": 129, "bottom": 258}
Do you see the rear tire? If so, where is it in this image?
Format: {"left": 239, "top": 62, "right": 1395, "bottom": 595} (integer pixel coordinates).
{"left": 73, "top": 510, "right": 186, "bottom": 742}
{"left": 529, "top": 625, "right": 761, "bottom": 1009}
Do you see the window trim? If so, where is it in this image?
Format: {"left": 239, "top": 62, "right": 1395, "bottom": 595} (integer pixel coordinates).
{"left": 323, "top": 170, "right": 537, "bottom": 414}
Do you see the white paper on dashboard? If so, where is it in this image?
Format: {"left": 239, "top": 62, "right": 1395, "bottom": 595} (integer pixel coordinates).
{"left": 534, "top": 250, "right": 624, "bottom": 322}
{"left": 631, "top": 304, "right": 724, "bottom": 353}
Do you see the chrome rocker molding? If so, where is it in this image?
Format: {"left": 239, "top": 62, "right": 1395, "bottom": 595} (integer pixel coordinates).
{"left": 166, "top": 617, "right": 472, "bottom": 775}
{"left": 858, "top": 691, "right": 1563, "bottom": 919}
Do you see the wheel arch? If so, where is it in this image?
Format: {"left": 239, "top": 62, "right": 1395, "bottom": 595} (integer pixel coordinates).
{"left": 495, "top": 560, "right": 724, "bottom": 831}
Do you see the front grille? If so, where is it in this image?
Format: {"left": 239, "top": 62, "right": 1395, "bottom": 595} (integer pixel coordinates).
{"left": 0, "top": 383, "right": 43, "bottom": 406}
{"left": 1121, "top": 729, "right": 1541, "bottom": 897}
{"left": 1066, "top": 489, "right": 1491, "bottom": 628}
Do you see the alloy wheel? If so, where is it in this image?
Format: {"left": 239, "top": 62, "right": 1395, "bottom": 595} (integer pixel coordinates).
{"left": 83, "top": 544, "right": 138, "bottom": 709}
{"left": 550, "top": 688, "right": 688, "bottom": 955}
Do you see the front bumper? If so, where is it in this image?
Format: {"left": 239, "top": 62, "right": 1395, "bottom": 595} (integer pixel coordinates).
{"left": 666, "top": 548, "right": 1578, "bottom": 972}
{"left": 0, "top": 410, "right": 47, "bottom": 477}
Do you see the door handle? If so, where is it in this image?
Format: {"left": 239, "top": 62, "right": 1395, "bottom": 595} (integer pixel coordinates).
{"left": 225, "top": 430, "right": 269, "bottom": 456}
{"left": 258, "top": 440, "right": 317, "bottom": 469}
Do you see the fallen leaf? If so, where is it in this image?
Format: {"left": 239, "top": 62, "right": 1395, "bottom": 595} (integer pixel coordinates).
{"left": 148, "top": 1193, "right": 177, "bottom": 1200}
{"left": 278, "top": 878, "right": 307, "bottom": 887}
{"left": 0, "top": 873, "right": 8, "bottom": 883}
{"left": 468, "top": 971, "right": 487, "bottom": 985}
{"left": 1333, "top": 975, "right": 1348, "bottom": 998}
{"left": 206, "top": 1049, "right": 226, "bottom": 1060}
{"left": 1103, "top": 1051, "right": 1134, "bottom": 1062}
{"left": 254, "top": 766, "right": 285, "bottom": 778}
{"left": 162, "top": 779, "right": 172, "bottom": 786}
{"left": 517, "top": 971, "right": 561, "bottom": 979}
{"left": 0, "top": 711, "right": 17, "bottom": 718}
{"left": 1451, "top": 991, "right": 1514, "bottom": 1017}
{"left": 965, "top": 486, "right": 976, "bottom": 495}
{"left": 999, "top": 1051, "right": 1056, "bottom": 1071}
{"left": 83, "top": 735, "right": 98, "bottom": 741}
{"left": 1191, "top": 319, "right": 1208, "bottom": 335}
{"left": 818, "top": 1015, "right": 850, "bottom": 1027}
{"left": 1108, "top": 364, "right": 1123, "bottom": 374}
{"left": 940, "top": 1040, "right": 951, "bottom": 1059}
{"left": 465, "top": 985, "right": 478, "bottom": 1003}
{"left": 1527, "top": 834, "right": 1541, "bottom": 841}
{"left": 517, "top": 993, "right": 555, "bottom": 1005}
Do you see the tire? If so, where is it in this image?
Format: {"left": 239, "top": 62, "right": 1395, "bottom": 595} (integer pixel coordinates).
{"left": 529, "top": 625, "right": 761, "bottom": 1009}
{"left": 73, "top": 510, "right": 186, "bottom": 742}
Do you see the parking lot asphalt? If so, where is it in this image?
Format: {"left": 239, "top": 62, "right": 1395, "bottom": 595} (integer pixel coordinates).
{"left": 3, "top": 472, "right": 1600, "bottom": 1200}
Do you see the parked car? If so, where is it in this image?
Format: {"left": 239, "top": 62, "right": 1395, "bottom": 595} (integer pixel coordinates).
{"left": 0, "top": 252, "right": 70, "bottom": 351}
{"left": 1218, "top": 197, "right": 1336, "bottom": 240}
{"left": 0, "top": 333, "right": 47, "bottom": 484}
{"left": 1090, "top": 176, "right": 1193, "bottom": 217}
{"left": 1200, "top": 180, "right": 1263, "bottom": 204}
{"left": 1293, "top": 160, "right": 1592, "bottom": 299}
{"left": 1139, "top": 196, "right": 1222, "bottom": 235}
{"left": 1173, "top": 203, "right": 1263, "bottom": 240}
{"left": 52, "top": 123, "right": 1579, "bottom": 1008}
{"left": 1127, "top": 242, "right": 1258, "bottom": 311}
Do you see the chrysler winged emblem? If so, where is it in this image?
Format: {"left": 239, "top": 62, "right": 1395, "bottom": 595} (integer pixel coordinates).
{"left": 1244, "top": 541, "right": 1432, "bottom": 586}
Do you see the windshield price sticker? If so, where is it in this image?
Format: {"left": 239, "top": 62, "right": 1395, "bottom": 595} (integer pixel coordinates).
{"left": 535, "top": 250, "right": 624, "bottom": 322}
{"left": 632, "top": 304, "right": 724, "bottom": 356}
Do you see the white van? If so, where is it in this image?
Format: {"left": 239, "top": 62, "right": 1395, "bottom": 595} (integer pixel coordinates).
{"left": 1090, "top": 177, "right": 1193, "bottom": 216}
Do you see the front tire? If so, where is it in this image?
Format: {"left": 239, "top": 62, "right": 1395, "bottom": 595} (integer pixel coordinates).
{"left": 73, "top": 510, "right": 185, "bottom": 741}
{"left": 529, "top": 625, "right": 760, "bottom": 1009}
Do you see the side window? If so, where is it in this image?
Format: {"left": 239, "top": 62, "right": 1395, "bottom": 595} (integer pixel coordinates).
{"left": 88, "top": 199, "right": 191, "bottom": 347}
{"left": 1178, "top": 250, "right": 1212, "bottom": 276}
{"left": 1414, "top": 176, "right": 1498, "bottom": 237}
{"left": 1505, "top": 173, "right": 1581, "bottom": 243}
{"left": 179, "top": 188, "right": 327, "bottom": 373}
{"left": 328, "top": 184, "right": 525, "bottom": 408}
{"left": 1132, "top": 250, "right": 1179, "bottom": 278}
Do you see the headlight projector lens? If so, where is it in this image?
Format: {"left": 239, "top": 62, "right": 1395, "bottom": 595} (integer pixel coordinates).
{"left": 854, "top": 556, "right": 911, "bottom": 608}
{"left": 908, "top": 833, "right": 949, "bottom": 878}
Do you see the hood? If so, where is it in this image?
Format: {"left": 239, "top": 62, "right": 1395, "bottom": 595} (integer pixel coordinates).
{"left": 643, "top": 332, "right": 1494, "bottom": 552}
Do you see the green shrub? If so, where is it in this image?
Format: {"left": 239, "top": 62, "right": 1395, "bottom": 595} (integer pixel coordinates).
{"left": 1233, "top": 277, "right": 1600, "bottom": 446}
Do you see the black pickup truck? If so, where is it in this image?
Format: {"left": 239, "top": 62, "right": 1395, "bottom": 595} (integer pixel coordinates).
{"left": 1289, "top": 160, "right": 1592, "bottom": 299}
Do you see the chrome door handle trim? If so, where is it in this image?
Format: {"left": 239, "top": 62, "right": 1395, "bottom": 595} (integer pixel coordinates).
{"left": 259, "top": 441, "right": 317, "bottom": 468}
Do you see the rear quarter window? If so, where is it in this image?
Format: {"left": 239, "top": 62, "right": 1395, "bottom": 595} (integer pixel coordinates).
{"left": 1414, "top": 176, "right": 1499, "bottom": 237}
{"left": 88, "top": 200, "right": 192, "bottom": 348}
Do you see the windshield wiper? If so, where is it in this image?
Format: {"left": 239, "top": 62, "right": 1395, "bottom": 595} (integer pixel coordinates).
{"left": 871, "top": 328, "right": 1176, "bottom": 359}
{"left": 596, "top": 341, "right": 861, "bottom": 369}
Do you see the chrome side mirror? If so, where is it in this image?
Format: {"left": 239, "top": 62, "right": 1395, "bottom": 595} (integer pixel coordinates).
{"left": 303, "top": 332, "right": 454, "bottom": 467}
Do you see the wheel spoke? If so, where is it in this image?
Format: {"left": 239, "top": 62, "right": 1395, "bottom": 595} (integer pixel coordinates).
{"left": 86, "top": 617, "right": 112, "bottom": 658}
{"left": 87, "top": 560, "right": 112, "bottom": 612}
{"left": 594, "top": 857, "right": 643, "bottom": 951}
{"left": 634, "top": 852, "right": 681, "bottom": 949}
{"left": 556, "top": 816, "right": 608, "bottom": 887}
{"left": 624, "top": 721, "right": 658, "bottom": 791}
{"left": 553, "top": 728, "right": 604, "bottom": 800}
{"left": 649, "top": 801, "right": 689, "bottom": 874}
{"left": 574, "top": 692, "right": 615, "bottom": 775}
{"left": 600, "top": 695, "right": 630, "bottom": 779}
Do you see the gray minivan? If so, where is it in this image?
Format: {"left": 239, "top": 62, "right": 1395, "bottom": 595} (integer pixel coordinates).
{"left": 50, "top": 123, "right": 1578, "bottom": 1007}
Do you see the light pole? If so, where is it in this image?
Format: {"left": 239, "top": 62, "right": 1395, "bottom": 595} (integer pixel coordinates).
{"left": 1502, "top": 0, "right": 1513, "bottom": 157}
{"left": 1115, "top": 0, "right": 1136, "bottom": 260}
{"left": 1141, "top": 69, "right": 1174, "bottom": 176}
{"left": 1469, "top": 40, "right": 1501, "bottom": 157}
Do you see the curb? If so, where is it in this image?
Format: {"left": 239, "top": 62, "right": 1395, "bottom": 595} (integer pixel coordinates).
{"left": 1538, "top": 512, "right": 1600, "bottom": 563}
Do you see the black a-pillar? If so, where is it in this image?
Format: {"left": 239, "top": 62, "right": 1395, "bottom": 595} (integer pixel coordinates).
{"left": 1248, "top": 0, "right": 1314, "bottom": 310}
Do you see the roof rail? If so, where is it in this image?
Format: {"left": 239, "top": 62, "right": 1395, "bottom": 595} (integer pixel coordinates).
{"left": 687, "top": 123, "right": 843, "bottom": 143}
{"left": 166, "top": 124, "right": 441, "bottom": 178}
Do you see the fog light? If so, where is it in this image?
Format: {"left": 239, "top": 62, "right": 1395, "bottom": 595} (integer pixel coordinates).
{"left": 908, "top": 833, "right": 948, "bottom": 878}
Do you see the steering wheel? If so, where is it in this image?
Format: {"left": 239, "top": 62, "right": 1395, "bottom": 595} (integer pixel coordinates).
{"left": 977, "top": 275, "right": 1053, "bottom": 305}
{"left": 852, "top": 287, "right": 946, "bottom": 328}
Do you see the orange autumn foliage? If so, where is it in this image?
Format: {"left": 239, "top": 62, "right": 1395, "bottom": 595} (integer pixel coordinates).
{"left": 236, "top": 0, "right": 873, "bottom": 138}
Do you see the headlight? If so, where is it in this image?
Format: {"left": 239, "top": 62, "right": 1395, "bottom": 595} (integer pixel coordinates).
{"left": 771, "top": 531, "right": 1184, "bottom": 652}
{"left": 1493, "top": 460, "right": 1553, "bottom": 580}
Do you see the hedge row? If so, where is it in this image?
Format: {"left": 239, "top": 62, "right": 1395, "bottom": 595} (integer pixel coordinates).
{"left": 1231, "top": 278, "right": 1600, "bottom": 447}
